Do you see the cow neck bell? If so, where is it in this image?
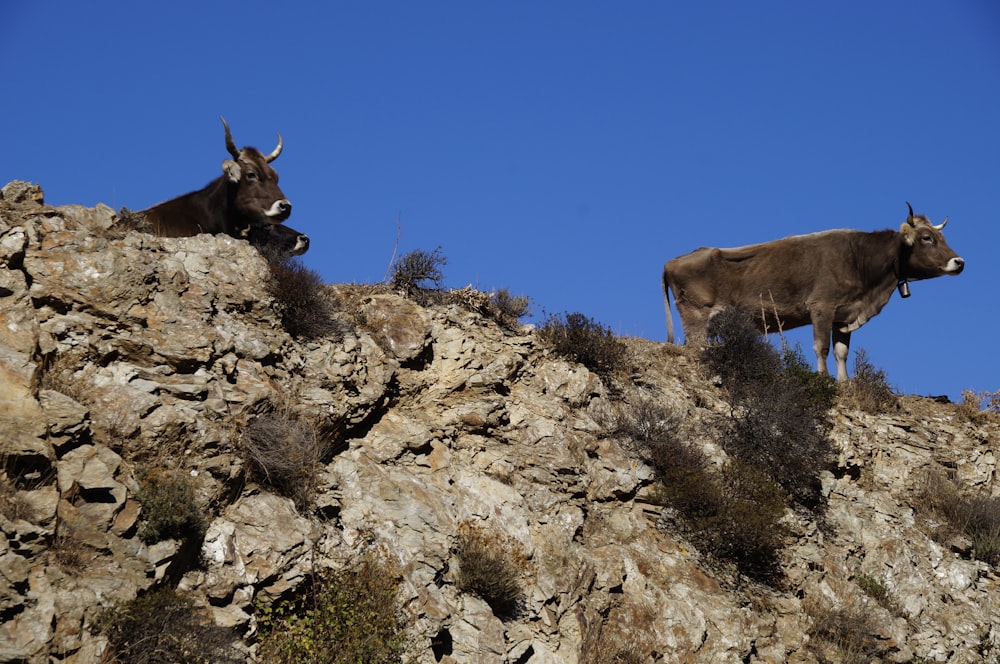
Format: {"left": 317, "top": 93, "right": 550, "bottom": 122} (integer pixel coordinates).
{"left": 897, "top": 280, "right": 911, "bottom": 298}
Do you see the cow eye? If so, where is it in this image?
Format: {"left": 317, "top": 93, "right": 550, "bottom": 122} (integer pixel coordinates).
{"left": 246, "top": 170, "right": 258, "bottom": 181}
{"left": 921, "top": 234, "right": 933, "bottom": 244}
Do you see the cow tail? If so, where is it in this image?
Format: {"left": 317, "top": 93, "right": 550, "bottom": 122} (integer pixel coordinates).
{"left": 662, "top": 269, "right": 675, "bottom": 344}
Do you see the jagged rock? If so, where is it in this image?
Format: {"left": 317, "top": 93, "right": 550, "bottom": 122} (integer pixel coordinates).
{"left": 201, "top": 491, "right": 318, "bottom": 602}
{"left": 1, "top": 183, "right": 999, "bottom": 663}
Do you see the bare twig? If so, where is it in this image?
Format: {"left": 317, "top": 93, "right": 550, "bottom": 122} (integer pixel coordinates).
{"left": 383, "top": 213, "right": 402, "bottom": 283}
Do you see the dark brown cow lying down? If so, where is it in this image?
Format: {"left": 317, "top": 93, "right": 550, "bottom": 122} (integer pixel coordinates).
{"left": 662, "top": 203, "right": 964, "bottom": 381}
{"left": 136, "top": 117, "right": 308, "bottom": 257}
{"left": 242, "top": 220, "right": 310, "bottom": 260}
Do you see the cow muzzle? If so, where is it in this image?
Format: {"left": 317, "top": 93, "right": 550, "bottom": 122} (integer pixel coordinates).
{"left": 265, "top": 199, "right": 293, "bottom": 220}
{"left": 292, "top": 233, "right": 310, "bottom": 256}
{"left": 946, "top": 256, "right": 965, "bottom": 274}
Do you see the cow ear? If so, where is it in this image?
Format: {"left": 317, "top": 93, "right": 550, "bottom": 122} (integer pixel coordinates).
{"left": 223, "top": 159, "right": 242, "bottom": 183}
{"left": 899, "top": 221, "right": 917, "bottom": 246}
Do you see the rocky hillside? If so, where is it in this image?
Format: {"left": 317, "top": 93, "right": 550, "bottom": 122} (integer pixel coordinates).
{"left": 1, "top": 180, "right": 999, "bottom": 663}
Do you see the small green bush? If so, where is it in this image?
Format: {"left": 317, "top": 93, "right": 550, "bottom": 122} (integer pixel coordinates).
{"left": 95, "top": 587, "right": 243, "bottom": 664}
{"left": 135, "top": 470, "right": 205, "bottom": 544}
{"left": 255, "top": 551, "right": 409, "bottom": 664}
{"left": 702, "top": 308, "right": 780, "bottom": 388}
{"left": 538, "top": 312, "right": 629, "bottom": 380}
{"left": 780, "top": 343, "right": 838, "bottom": 413}
{"left": 268, "top": 257, "right": 343, "bottom": 339}
{"left": 454, "top": 521, "right": 527, "bottom": 620}
{"left": 838, "top": 349, "right": 897, "bottom": 414}
{"left": 648, "top": 436, "right": 724, "bottom": 520}
{"left": 855, "top": 573, "right": 901, "bottom": 615}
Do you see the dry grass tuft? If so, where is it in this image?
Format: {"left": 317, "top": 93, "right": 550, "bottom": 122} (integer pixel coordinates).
{"left": 240, "top": 409, "right": 326, "bottom": 509}
{"left": 579, "top": 601, "right": 656, "bottom": 664}
{"left": 916, "top": 468, "right": 1000, "bottom": 566}
{"left": 805, "top": 596, "right": 885, "bottom": 664}
{"left": 454, "top": 521, "right": 528, "bottom": 620}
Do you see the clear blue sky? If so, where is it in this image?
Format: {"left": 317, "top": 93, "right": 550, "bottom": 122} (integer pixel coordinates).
{"left": 3, "top": 2, "right": 998, "bottom": 401}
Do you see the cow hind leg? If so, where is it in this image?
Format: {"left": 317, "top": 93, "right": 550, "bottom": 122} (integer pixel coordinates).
{"left": 809, "top": 311, "right": 835, "bottom": 377}
{"left": 677, "top": 305, "right": 712, "bottom": 345}
{"left": 832, "top": 329, "right": 850, "bottom": 382}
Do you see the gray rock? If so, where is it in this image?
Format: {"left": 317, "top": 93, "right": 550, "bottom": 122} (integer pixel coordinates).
{"left": 2, "top": 185, "right": 1000, "bottom": 663}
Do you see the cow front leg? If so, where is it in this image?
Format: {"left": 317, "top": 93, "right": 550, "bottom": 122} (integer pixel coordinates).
{"left": 832, "top": 329, "right": 851, "bottom": 382}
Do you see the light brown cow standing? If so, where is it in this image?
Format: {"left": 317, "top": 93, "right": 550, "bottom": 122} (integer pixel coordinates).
{"left": 662, "top": 204, "right": 965, "bottom": 381}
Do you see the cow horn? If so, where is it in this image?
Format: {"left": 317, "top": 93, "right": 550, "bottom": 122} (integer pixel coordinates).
{"left": 934, "top": 216, "right": 949, "bottom": 231}
{"left": 221, "top": 116, "right": 240, "bottom": 159}
{"left": 906, "top": 201, "right": 915, "bottom": 218}
{"left": 265, "top": 133, "right": 283, "bottom": 163}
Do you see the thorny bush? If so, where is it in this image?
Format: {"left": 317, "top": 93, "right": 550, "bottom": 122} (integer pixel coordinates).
{"left": 703, "top": 308, "right": 836, "bottom": 508}
{"left": 538, "top": 311, "right": 629, "bottom": 382}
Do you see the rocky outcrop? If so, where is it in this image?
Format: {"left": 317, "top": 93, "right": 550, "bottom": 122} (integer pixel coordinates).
{"left": 1, "top": 180, "right": 998, "bottom": 663}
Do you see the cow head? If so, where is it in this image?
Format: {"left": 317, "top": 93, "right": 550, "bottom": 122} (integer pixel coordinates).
{"left": 220, "top": 116, "right": 292, "bottom": 225}
{"left": 898, "top": 202, "right": 965, "bottom": 280}
{"left": 241, "top": 220, "right": 310, "bottom": 262}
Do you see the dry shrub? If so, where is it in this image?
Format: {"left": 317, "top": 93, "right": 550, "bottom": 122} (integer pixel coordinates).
{"left": 703, "top": 309, "right": 835, "bottom": 508}
{"left": 40, "top": 350, "right": 140, "bottom": 448}
{"left": 805, "top": 596, "right": 884, "bottom": 664}
{"left": 611, "top": 394, "right": 683, "bottom": 449}
{"left": 113, "top": 206, "right": 152, "bottom": 234}
{"left": 838, "top": 349, "right": 897, "bottom": 414}
{"left": 0, "top": 470, "right": 35, "bottom": 523}
{"left": 391, "top": 246, "right": 446, "bottom": 293}
{"left": 538, "top": 312, "right": 629, "bottom": 381}
{"left": 49, "top": 532, "right": 90, "bottom": 573}
{"left": 95, "top": 587, "right": 244, "bottom": 664}
{"left": 40, "top": 349, "right": 92, "bottom": 403}
{"left": 240, "top": 410, "right": 325, "bottom": 509}
{"left": 488, "top": 288, "right": 531, "bottom": 329}
{"left": 268, "top": 257, "right": 343, "bottom": 339}
{"left": 390, "top": 246, "right": 449, "bottom": 307}
{"left": 956, "top": 389, "right": 1000, "bottom": 424}
{"left": 616, "top": 393, "right": 786, "bottom": 583}
{"left": 255, "top": 550, "right": 409, "bottom": 664}
{"left": 0, "top": 449, "right": 56, "bottom": 523}
{"left": 442, "top": 286, "right": 531, "bottom": 329}
{"left": 135, "top": 469, "right": 205, "bottom": 544}
{"left": 454, "top": 521, "right": 528, "bottom": 620}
